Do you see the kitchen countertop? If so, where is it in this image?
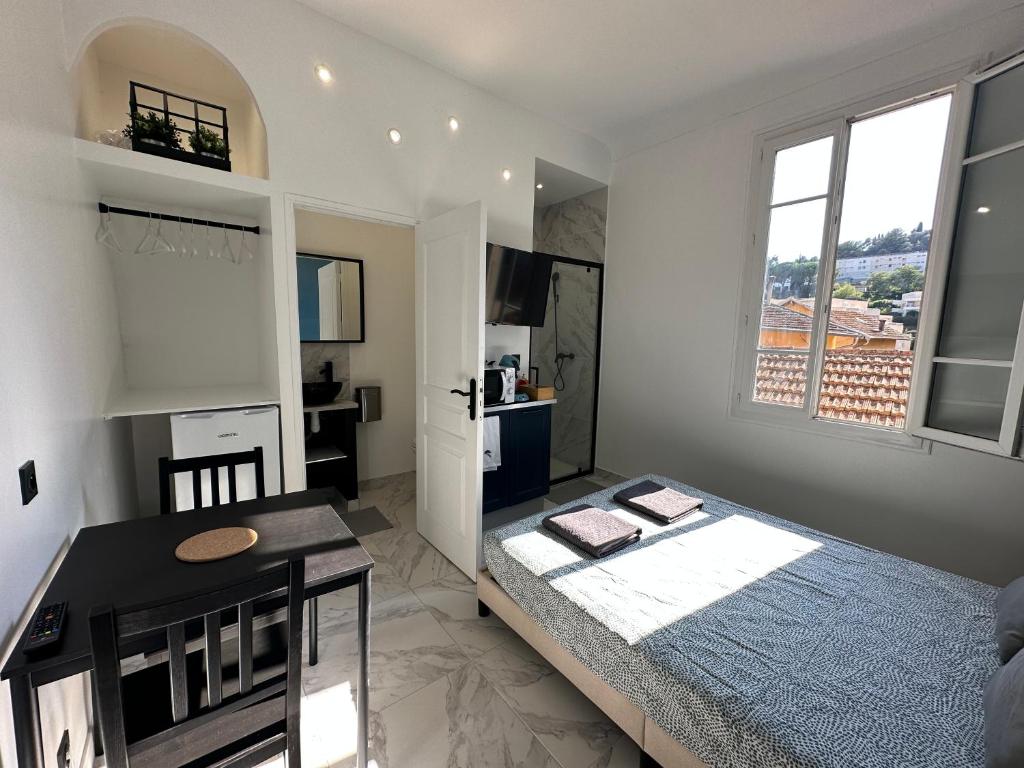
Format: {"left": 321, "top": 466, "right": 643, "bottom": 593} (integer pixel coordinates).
{"left": 484, "top": 398, "right": 557, "bottom": 413}
{"left": 303, "top": 398, "right": 359, "bottom": 413}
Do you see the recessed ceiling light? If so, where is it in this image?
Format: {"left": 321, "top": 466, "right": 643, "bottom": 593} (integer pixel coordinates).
{"left": 448, "top": 116, "right": 460, "bottom": 132}
{"left": 387, "top": 128, "right": 402, "bottom": 145}
{"left": 501, "top": 168, "right": 512, "bottom": 182}
{"left": 535, "top": 183, "right": 544, "bottom": 190}
{"left": 314, "top": 64, "right": 333, "bottom": 84}
{"left": 977, "top": 206, "right": 991, "bottom": 214}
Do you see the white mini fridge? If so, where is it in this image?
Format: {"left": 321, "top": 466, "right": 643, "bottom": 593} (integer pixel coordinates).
{"left": 169, "top": 406, "right": 282, "bottom": 512}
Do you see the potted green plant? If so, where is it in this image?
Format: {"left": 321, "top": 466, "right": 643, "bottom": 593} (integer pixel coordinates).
{"left": 123, "top": 110, "right": 181, "bottom": 149}
{"left": 188, "top": 125, "right": 230, "bottom": 160}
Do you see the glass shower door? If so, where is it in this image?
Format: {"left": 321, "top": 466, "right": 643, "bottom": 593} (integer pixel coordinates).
{"left": 531, "top": 257, "right": 603, "bottom": 482}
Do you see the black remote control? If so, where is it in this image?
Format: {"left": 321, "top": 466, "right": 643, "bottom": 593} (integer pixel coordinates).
{"left": 23, "top": 601, "right": 66, "bottom": 655}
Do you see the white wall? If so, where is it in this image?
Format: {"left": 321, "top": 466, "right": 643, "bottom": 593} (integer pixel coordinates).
{"left": 0, "top": 0, "right": 138, "bottom": 764}
{"left": 599, "top": 5, "right": 1024, "bottom": 587}
{"left": 295, "top": 209, "right": 416, "bottom": 481}
{"left": 0, "top": 1, "right": 611, "bottom": 763}
{"left": 485, "top": 324, "right": 531, "bottom": 375}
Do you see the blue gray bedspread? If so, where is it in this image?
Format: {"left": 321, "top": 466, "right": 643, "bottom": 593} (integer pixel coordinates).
{"left": 482, "top": 474, "right": 999, "bottom": 768}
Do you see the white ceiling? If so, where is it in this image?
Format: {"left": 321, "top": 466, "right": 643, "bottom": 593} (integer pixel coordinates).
{"left": 296, "top": 0, "right": 1017, "bottom": 148}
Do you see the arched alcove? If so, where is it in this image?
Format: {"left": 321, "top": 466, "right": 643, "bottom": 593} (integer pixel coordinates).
{"left": 74, "top": 21, "right": 269, "bottom": 179}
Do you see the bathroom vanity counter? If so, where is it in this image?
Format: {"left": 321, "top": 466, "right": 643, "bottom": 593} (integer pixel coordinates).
{"left": 303, "top": 398, "right": 359, "bottom": 413}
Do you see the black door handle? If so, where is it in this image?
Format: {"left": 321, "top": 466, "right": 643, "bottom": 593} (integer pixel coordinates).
{"left": 449, "top": 378, "right": 477, "bottom": 421}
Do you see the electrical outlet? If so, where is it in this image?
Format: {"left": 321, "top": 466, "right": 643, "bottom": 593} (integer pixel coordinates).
{"left": 56, "top": 729, "right": 70, "bottom": 768}
{"left": 19, "top": 460, "right": 38, "bottom": 505}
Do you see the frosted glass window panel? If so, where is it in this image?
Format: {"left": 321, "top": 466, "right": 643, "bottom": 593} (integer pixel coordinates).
{"left": 771, "top": 137, "right": 833, "bottom": 205}
{"left": 927, "top": 363, "right": 1010, "bottom": 441}
{"left": 969, "top": 63, "right": 1024, "bottom": 157}
{"left": 937, "top": 148, "right": 1024, "bottom": 360}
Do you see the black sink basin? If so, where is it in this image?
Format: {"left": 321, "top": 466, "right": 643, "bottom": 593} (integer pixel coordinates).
{"left": 302, "top": 381, "right": 343, "bottom": 407}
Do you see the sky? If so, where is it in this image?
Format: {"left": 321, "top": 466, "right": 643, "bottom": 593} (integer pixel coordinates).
{"left": 766, "top": 93, "right": 952, "bottom": 263}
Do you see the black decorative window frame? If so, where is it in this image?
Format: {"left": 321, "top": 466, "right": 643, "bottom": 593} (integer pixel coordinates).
{"left": 128, "top": 81, "right": 232, "bottom": 172}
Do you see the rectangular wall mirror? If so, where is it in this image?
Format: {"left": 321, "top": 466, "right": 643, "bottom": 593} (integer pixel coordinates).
{"left": 297, "top": 252, "right": 365, "bottom": 342}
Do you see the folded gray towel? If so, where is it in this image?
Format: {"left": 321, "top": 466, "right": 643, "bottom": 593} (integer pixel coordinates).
{"left": 613, "top": 480, "right": 702, "bottom": 524}
{"left": 542, "top": 505, "right": 641, "bottom": 558}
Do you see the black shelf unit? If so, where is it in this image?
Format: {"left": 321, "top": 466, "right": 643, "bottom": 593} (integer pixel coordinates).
{"left": 128, "top": 81, "right": 232, "bottom": 172}
{"left": 304, "top": 409, "right": 359, "bottom": 502}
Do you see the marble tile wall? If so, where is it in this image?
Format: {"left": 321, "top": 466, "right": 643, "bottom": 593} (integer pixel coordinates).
{"left": 532, "top": 188, "right": 607, "bottom": 477}
{"left": 301, "top": 342, "right": 351, "bottom": 399}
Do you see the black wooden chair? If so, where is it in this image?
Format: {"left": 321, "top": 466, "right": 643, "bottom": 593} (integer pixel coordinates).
{"left": 89, "top": 558, "right": 305, "bottom": 768}
{"left": 157, "top": 448, "right": 320, "bottom": 665}
{"left": 158, "top": 447, "right": 266, "bottom": 516}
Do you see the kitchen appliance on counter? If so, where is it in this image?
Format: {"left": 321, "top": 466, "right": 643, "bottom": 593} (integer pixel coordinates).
{"left": 169, "top": 406, "right": 282, "bottom": 511}
{"left": 484, "top": 366, "right": 516, "bottom": 405}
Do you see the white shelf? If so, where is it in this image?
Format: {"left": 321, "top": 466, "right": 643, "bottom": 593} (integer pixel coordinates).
{"left": 75, "top": 139, "right": 272, "bottom": 218}
{"left": 105, "top": 384, "right": 279, "bottom": 419}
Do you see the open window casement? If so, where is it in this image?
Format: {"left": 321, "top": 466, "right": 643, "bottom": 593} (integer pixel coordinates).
{"left": 908, "top": 51, "right": 1024, "bottom": 457}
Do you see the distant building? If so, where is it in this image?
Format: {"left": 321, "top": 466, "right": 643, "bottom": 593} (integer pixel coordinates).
{"left": 893, "top": 291, "right": 922, "bottom": 313}
{"left": 835, "top": 251, "right": 927, "bottom": 283}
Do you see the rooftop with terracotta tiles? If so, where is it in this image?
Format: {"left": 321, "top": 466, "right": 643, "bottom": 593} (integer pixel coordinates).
{"left": 755, "top": 349, "right": 914, "bottom": 429}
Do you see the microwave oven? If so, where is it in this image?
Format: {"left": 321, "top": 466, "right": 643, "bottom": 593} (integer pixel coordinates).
{"left": 483, "top": 367, "right": 516, "bottom": 405}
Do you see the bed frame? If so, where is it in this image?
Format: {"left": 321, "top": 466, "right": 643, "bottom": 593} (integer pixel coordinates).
{"left": 477, "top": 569, "right": 708, "bottom": 768}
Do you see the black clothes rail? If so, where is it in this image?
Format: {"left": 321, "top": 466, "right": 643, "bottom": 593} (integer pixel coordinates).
{"left": 97, "top": 203, "right": 260, "bottom": 235}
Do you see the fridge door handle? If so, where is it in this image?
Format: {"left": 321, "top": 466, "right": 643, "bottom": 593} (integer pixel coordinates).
{"left": 241, "top": 407, "right": 277, "bottom": 415}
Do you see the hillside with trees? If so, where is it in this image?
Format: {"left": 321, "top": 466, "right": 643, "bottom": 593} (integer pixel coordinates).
{"left": 837, "top": 223, "right": 930, "bottom": 259}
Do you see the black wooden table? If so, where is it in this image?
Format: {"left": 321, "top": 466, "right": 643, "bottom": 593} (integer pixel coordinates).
{"left": 1, "top": 492, "right": 374, "bottom": 768}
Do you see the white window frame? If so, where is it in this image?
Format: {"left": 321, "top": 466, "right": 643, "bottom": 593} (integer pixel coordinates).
{"left": 907, "top": 50, "right": 1024, "bottom": 458}
{"left": 730, "top": 76, "right": 965, "bottom": 452}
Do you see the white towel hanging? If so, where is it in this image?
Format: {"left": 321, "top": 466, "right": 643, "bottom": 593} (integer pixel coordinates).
{"left": 483, "top": 416, "right": 501, "bottom": 471}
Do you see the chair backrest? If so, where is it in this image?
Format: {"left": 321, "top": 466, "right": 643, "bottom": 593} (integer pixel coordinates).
{"left": 89, "top": 558, "right": 303, "bottom": 768}
{"left": 158, "top": 447, "right": 266, "bottom": 515}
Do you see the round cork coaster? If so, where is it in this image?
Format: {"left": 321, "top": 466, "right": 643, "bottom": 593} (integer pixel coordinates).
{"left": 175, "top": 527, "right": 258, "bottom": 563}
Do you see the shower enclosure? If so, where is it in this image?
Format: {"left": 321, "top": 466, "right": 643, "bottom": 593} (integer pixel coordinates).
{"left": 530, "top": 255, "right": 603, "bottom": 483}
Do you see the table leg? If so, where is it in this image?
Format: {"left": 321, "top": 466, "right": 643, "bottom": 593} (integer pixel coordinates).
{"left": 10, "top": 673, "right": 43, "bottom": 768}
{"left": 308, "top": 597, "right": 319, "bottom": 666}
{"left": 356, "top": 569, "right": 371, "bottom": 768}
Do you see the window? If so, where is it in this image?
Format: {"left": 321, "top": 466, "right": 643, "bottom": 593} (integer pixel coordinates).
{"left": 737, "top": 90, "right": 954, "bottom": 441}
{"left": 909, "top": 54, "right": 1024, "bottom": 456}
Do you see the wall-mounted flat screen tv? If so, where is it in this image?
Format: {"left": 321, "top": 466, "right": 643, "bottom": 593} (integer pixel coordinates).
{"left": 485, "top": 244, "right": 553, "bottom": 327}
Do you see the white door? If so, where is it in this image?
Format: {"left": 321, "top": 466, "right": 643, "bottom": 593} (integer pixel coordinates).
{"left": 317, "top": 261, "right": 340, "bottom": 339}
{"left": 415, "top": 201, "right": 486, "bottom": 580}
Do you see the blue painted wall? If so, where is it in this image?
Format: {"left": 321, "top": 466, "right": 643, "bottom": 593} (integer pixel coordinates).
{"left": 297, "top": 256, "right": 331, "bottom": 340}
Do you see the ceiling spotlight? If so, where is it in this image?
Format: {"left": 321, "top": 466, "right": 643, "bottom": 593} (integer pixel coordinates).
{"left": 501, "top": 168, "right": 512, "bottom": 182}
{"left": 448, "top": 116, "right": 460, "bottom": 132}
{"left": 387, "top": 128, "right": 402, "bottom": 145}
{"left": 535, "top": 183, "right": 544, "bottom": 190}
{"left": 977, "top": 206, "right": 991, "bottom": 214}
{"left": 314, "top": 64, "right": 334, "bottom": 84}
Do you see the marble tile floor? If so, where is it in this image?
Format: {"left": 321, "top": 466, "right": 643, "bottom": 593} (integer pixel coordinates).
{"left": 258, "top": 469, "right": 639, "bottom": 768}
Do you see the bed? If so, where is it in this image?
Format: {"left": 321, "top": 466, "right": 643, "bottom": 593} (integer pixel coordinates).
{"left": 480, "top": 474, "right": 999, "bottom": 768}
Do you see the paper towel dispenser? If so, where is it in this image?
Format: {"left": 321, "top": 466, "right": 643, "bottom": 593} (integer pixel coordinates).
{"left": 355, "top": 386, "right": 381, "bottom": 423}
